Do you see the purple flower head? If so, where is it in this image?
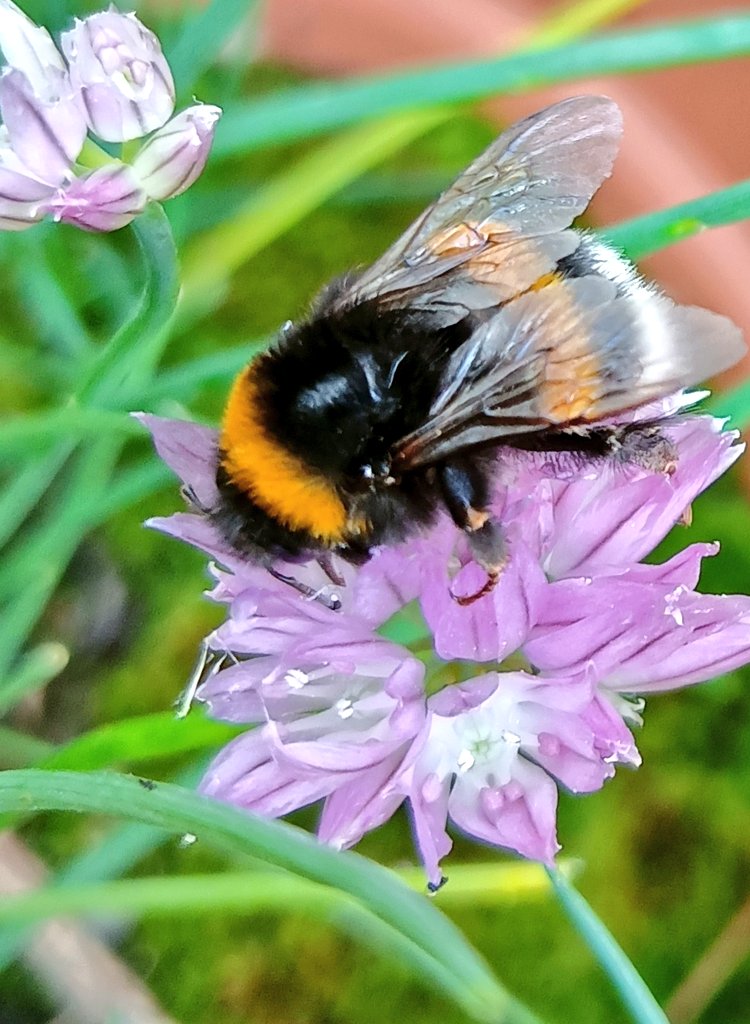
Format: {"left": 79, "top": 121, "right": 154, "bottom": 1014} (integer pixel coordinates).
{"left": 138, "top": 401, "right": 750, "bottom": 886}
{"left": 0, "top": 3, "right": 220, "bottom": 233}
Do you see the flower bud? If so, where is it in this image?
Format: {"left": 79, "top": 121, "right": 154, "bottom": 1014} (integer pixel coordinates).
{"left": 61, "top": 10, "right": 175, "bottom": 143}
{"left": 0, "top": 67, "right": 85, "bottom": 185}
{"left": 0, "top": 0, "right": 66, "bottom": 88}
{"left": 46, "top": 161, "right": 146, "bottom": 232}
{"left": 0, "top": 1, "right": 86, "bottom": 184}
{"left": 0, "top": 134, "right": 55, "bottom": 229}
{"left": 132, "top": 103, "right": 221, "bottom": 201}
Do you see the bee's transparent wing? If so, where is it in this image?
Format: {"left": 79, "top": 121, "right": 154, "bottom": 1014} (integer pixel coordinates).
{"left": 392, "top": 276, "right": 745, "bottom": 468}
{"left": 334, "top": 95, "right": 623, "bottom": 317}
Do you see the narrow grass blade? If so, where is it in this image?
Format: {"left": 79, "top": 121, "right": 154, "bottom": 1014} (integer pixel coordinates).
{"left": 0, "top": 763, "right": 206, "bottom": 973}
{"left": 14, "top": 230, "right": 92, "bottom": 360}
{"left": 0, "top": 445, "right": 72, "bottom": 549}
{"left": 143, "top": 342, "right": 268, "bottom": 403}
{"left": 0, "top": 438, "right": 121, "bottom": 679}
{"left": 0, "top": 769, "right": 527, "bottom": 1024}
{"left": 36, "top": 712, "right": 242, "bottom": 772}
{"left": 530, "top": 0, "right": 648, "bottom": 48}
{"left": 167, "top": 0, "right": 259, "bottom": 97}
{"left": 0, "top": 726, "right": 55, "bottom": 769}
{"left": 709, "top": 379, "right": 750, "bottom": 431}
{"left": 180, "top": 109, "right": 448, "bottom": 313}
{"left": 214, "top": 14, "right": 750, "bottom": 156}
{"left": 0, "top": 409, "right": 142, "bottom": 460}
{"left": 0, "top": 862, "right": 579, "bottom": 924}
{"left": 0, "top": 643, "right": 69, "bottom": 718}
{"left": 90, "top": 460, "right": 174, "bottom": 524}
{"left": 178, "top": 0, "right": 649, "bottom": 313}
{"left": 547, "top": 868, "right": 670, "bottom": 1024}
{"left": 603, "top": 176, "right": 750, "bottom": 260}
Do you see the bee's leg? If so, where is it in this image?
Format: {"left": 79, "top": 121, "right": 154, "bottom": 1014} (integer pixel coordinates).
{"left": 602, "top": 422, "right": 678, "bottom": 475}
{"left": 316, "top": 551, "right": 346, "bottom": 587}
{"left": 522, "top": 422, "right": 678, "bottom": 474}
{"left": 267, "top": 567, "right": 342, "bottom": 611}
{"left": 438, "top": 460, "right": 507, "bottom": 605}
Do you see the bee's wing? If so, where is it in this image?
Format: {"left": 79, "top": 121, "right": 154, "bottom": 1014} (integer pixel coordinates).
{"left": 392, "top": 275, "right": 745, "bottom": 470}
{"left": 335, "top": 95, "right": 623, "bottom": 315}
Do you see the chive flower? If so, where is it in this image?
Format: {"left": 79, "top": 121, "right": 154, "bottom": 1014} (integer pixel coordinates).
{"left": 140, "top": 400, "right": 750, "bottom": 887}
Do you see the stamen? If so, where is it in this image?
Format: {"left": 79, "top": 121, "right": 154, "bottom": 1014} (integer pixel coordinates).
{"left": 335, "top": 698, "right": 354, "bottom": 720}
{"left": 285, "top": 668, "right": 309, "bottom": 689}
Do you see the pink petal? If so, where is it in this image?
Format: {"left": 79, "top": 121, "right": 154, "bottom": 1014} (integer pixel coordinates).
{"left": 450, "top": 760, "right": 560, "bottom": 864}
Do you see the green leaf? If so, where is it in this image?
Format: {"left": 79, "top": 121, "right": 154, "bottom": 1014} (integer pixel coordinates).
{"left": 0, "top": 870, "right": 547, "bottom": 1023}
{"left": 0, "top": 761, "right": 206, "bottom": 972}
{"left": 37, "top": 712, "right": 243, "bottom": 772}
{"left": 214, "top": 13, "right": 750, "bottom": 156}
{"left": 0, "top": 438, "right": 121, "bottom": 681}
{"left": 0, "top": 863, "right": 567, "bottom": 924}
{"left": 144, "top": 341, "right": 268, "bottom": 402}
{"left": 167, "top": 0, "right": 259, "bottom": 97}
{"left": 709, "top": 378, "right": 750, "bottom": 431}
{"left": 13, "top": 228, "right": 92, "bottom": 360}
{"left": 0, "top": 642, "right": 69, "bottom": 718}
{"left": 0, "top": 725, "right": 55, "bottom": 769}
{"left": 0, "top": 445, "right": 72, "bottom": 549}
{"left": 0, "top": 769, "right": 540, "bottom": 1024}
{"left": 0, "top": 408, "right": 143, "bottom": 460}
{"left": 602, "top": 177, "right": 750, "bottom": 260}
{"left": 547, "top": 869, "right": 670, "bottom": 1024}
{"left": 529, "top": 0, "right": 648, "bottom": 48}
{"left": 90, "top": 459, "right": 174, "bottom": 524}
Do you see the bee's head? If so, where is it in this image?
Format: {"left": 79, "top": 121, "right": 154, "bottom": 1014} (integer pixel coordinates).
{"left": 254, "top": 315, "right": 410, "bottom": 486}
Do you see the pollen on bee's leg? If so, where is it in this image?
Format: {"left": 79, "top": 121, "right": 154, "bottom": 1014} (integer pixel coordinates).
{"left": 453, "top": 568, "right": 502, "bottom": 606}
{"left": 451, "top": 515, "right": 507, "bottom": 605}
{"left": 610, "top": 425, "right": 679, "bottom": 476}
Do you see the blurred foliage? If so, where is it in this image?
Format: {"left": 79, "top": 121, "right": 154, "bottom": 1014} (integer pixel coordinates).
{"left": 1, "top": 2, "right": 750, "bottom": 1024}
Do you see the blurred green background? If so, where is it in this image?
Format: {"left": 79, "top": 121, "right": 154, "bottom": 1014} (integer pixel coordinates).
{"left": 1, "top": 2, "right": 750, "bottom": 1022}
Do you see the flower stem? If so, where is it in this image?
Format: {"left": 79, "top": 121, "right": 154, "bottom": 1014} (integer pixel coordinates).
{"left": 546, "top": 868, "right": 670, "bottom": 1024}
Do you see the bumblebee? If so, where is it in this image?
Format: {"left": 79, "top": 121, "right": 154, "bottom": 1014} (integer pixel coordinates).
{"left": 211, "top": 96, "right": 744, "bottom": 603}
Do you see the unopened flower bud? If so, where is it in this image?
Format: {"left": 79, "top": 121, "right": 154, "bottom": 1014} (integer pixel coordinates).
{"left": 132, "top": 103, "right": 221, "bottom": 201}
{"left": 0, "top": 0, "right": 66, "bottom": 87}
{"left": 46, "top": 161, "right": 146, "bottom": 232}
{"left": 0, "top": 135, "right": 54, "bottom": 229}
{"left": 61, "top": 10, "right": 175, "bottom": 143}
{"left": 0, "top": 67, "right": 85, "bottom": 185}
{"left": 0, "top": 1, "right": 86, "bottom": 184}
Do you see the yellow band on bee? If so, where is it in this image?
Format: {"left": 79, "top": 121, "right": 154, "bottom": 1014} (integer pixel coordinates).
{"left": 220, "top": 363, "right": 348, "bottom": 542}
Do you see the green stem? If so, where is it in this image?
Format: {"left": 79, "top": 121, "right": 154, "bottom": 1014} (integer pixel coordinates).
{"left": 547, "top": 869, "right": 670, "bottom": 1024}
